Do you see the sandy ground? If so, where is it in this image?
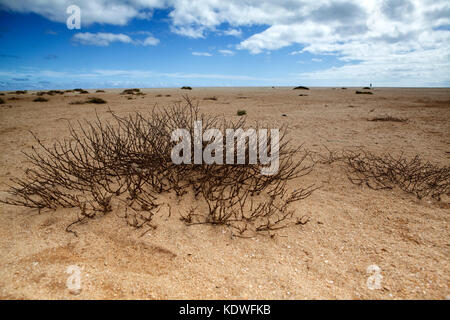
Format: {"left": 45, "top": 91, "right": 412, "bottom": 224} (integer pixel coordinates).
{"left": 0, "top": 87, "right": 448, "bottom": 299}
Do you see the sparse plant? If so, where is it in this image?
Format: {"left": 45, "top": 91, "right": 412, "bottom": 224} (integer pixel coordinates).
{"left": 1, "top": 96, "right": 315, "bottom": 237}
{"left": 33, "top": 97, "right": 48, "bottom": 102}
{"left": 86, "top": 97, "right": 107, "bottom": 104}
{"left": 237, "top": 109, "right": 247, "bottom": 116}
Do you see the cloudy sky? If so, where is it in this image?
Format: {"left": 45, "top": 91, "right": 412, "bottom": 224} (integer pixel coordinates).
{"left": 0, "top": 0, "right": 449, "bottom": 89}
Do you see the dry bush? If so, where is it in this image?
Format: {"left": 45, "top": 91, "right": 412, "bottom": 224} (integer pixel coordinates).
{"left": 345, "top": 151, "right": 449, "bottom": 200}
{"left": 204, "top": 96, "right": 217, "bottom": 101}
{"left": 237, "top": 110, "right": 247, "bottom": 116}
{"left": 356, "top": 91, "right": 373, "bottom": 95}
{"left": 1, "top": 96, "right": 315, "bottom": 237}
{"left": 33, "top": 97, "right": 48, "bottom": 102}
{"left": 317, "top": 147, "right": 449, "bottom": 200}
{"left": 181, "top": 86, "right": 192, "bottom": 90}
{"left": 368, "top": 115, "right": 407, "bottom": 122}
{"left": 0, "top": 98, "right": 4, "bottom": 104}
{"left": 85, "top": 97, "right": 107, "bottom": 104}
{"left": 293, "top": 86, "right": 309, "bottom": 90}
{"left": 69, "top": 100, "right": 86, "bottom": 105}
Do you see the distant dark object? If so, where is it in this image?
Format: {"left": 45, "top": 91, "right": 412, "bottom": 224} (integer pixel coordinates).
{"left": 282, "top": 114, "right": 287, "bottom": 117}
{"left": 237, "top": 110, "right": 247, "bottom": 116}
{"left": 69, "top": 100, "right": 85, "bottom": 105}
{"left": 33, "top": 97, "right": 48, "bottom": 102}
{"left": 0, "top": 98, "right": 4, "bottom": 104}
{"left": 8, "top": 97, "right": 20, "bottom": 101}
{"left": 356, "top": 91, "right": 373, "bottom": 95}
{"left": 65, "top": 90, "right": 73, "bottom": 93}
{"left": 181, "top": 86, "right": 192, "bottom": 90}
{"left": 341, "top": 87, "right": 347, "bottom": 89}
{"left": 86, "top": 97, "right": 107, "bottom": 104}
{"left": 298, "top": 94, "right": 308, "bottom": 97}
{"left": 11, "top": 90, "right": 27, "bottom": 94}
{"left": 203, "top": 96, "right": 217, "bottom": 101}
{"left": 0, "top": 93, "right": 4, "bottom": 96}
{"left": 96, "top": 90, "right": 105, "bottom": 93}
{"left": 363, "top": 87, "right": 371, "bottom": 90}
{"left": 79, "top": 90, "right": 89, "bottom": 94}
{"left": 293, "top": 86, "right": 309, "bottom": 90}
{"left": 368, "top": 116, "right": 407, "bottom": 123}
{"left": 165, "top": 95, "right": 171, "bottom": 97}
{"left": 155, "top": 94, "right": 163, "bottom": 97}
{"left": 73, "top": 88, "right": 84, "bottom": 92}
{"left": 47, "top": 90, "right": 64, "bottom": 95}
{"left": 122, "top": 88, "right": 141, "bottom": 95}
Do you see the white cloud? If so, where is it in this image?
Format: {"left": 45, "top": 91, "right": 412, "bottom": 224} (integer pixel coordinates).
{"left": 72, "top": 32, "right": 159, "bottom": 46}
{"left": 223, "top": 28, "right": 242, "bottom": 37}
{"left": 73, "top": 32, "right": 133, "bottom": 46}
{"left": 311, "top": 58, "right": 322, "bottom": 62}
{"left": 142, "top": 36, "right": 160, "bottom": 46}
{"left": 192, "top": 51, "right": 212, "bottom": 56}
{"left": 218, "top": 49, "right": 235, "bottom": 56}
{"left": 1, "top": 0, "right": 449, "bottom": 85}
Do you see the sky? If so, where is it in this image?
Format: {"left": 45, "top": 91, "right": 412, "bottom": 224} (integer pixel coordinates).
{"left": 0, "top": 0, "right": 449, "bottom": 90}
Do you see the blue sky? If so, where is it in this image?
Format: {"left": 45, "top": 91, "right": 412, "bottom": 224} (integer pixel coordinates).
{"left": 0, "top": 0, "right": 449, "bottom": 90}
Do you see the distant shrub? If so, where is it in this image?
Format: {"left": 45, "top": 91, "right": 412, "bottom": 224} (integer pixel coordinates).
{"left": 237, "top": 109, "right": 247, "bottom": 116}
{"left": 356, "top": 91, "right": 373, "bottom": 95}
{"left": 79, "top": 90, "right": 89, "bottom": 94}
{"left": 0, "top": 98, "right": 4, "bottom": 104}
{"left": 298, "top": 94, "right": 308, "bottom": 97}
{"left": 203, "top": 96, "right": 217, "bottom": 101}
{"left": 363, "top": 87, "right": 371, "bottom": 90}
{"left": 86, "top": 97, "right": 107, "bottom": 104}
{"left": 293, "top": 86, "right": 309, "bottom": 90}
{"left": 14, "top": 90, "right": 27, "bottom": 94}
{"left": 69, "top": 100, "right": 86, "bottom": 105}
{"left": 96, "top": 90, "right": 105, "bottom": 93}
{"left": 181, "top": 86, "right": 192, "bottom": 90}
{"left": 341, "top": 87, "right": 347, "bottom": 90}
{"left": 73, "top": 88, "right": 84, "bottom": 92}
{"left": 368, "top": 115, "right": 407, "bottom": 122}
{"left": 33, "top": 97, "right": 48, "bottom": 102}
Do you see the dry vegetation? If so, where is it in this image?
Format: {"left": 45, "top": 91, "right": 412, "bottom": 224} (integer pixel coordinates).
{"left": 1, "top": 97, "right": 315, "bottom": 237}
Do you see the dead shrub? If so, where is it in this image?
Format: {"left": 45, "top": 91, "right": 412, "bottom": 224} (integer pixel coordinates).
{"left": 1, "top": 96, "right": 315, "bottom": 237}
{"left": 368, "top": 115, "right": 407, "bottom": 122}
{"left": 33, "top": 97, "right": 48, "bottom": 102}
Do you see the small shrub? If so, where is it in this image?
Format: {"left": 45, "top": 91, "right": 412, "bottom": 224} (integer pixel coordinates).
{"left": 237, "top": 109, "right": 247, "bottom": 116}
{"left": 293, "top": 86, "right": 309, "bottom": 90}
{"left": 86, "top": 97, "right": 107, "bottom": 104}
{"left": 356, "top": 91, "right": 373, "bottom": 95}
{"left": 73, "top": 88, "right": 84, "bottom": 92}
{"left": 96, "top": 90, "right": 105, "bottom": 93}
{"left": 69, "top": 100, "right": 86, "bottom": 105}
{"left": 298, "top": 94, "right": 308, "bottom": 97}
{"left": 181, "top": 86, "right": 192, "bottom": 90}
{"left": 203, "top": 96, "right": 217, "bottom": 101}
{"left": 33, "top": 97, "right": 48, "bottom": 102}
{"left": 14, "top": 90, "right": 27, "bottom": 94}
{"left": 79, "top": 90, "right": 89, "bottom": 94}
{"left": 368, "top": 115, "right": 407, "bottom": 122}
{"left": 363, "top": 87, "right": 371, "bottom": 90}
{"left": 0, "top": 98, "right": 4, "bottom": 104}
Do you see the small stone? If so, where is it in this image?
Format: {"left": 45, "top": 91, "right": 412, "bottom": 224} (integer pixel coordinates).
{"left": 69, "top": 288, "right": 81, "bottom": 295}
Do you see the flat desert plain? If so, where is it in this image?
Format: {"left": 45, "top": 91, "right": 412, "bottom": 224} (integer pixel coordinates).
{"left": 0, "top": 87, "right": 448, "bottom": 299}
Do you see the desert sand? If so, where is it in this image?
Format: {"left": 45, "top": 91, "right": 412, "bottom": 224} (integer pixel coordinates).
{"left": 0, "top": 87, "right": 448, "bottom": 299}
